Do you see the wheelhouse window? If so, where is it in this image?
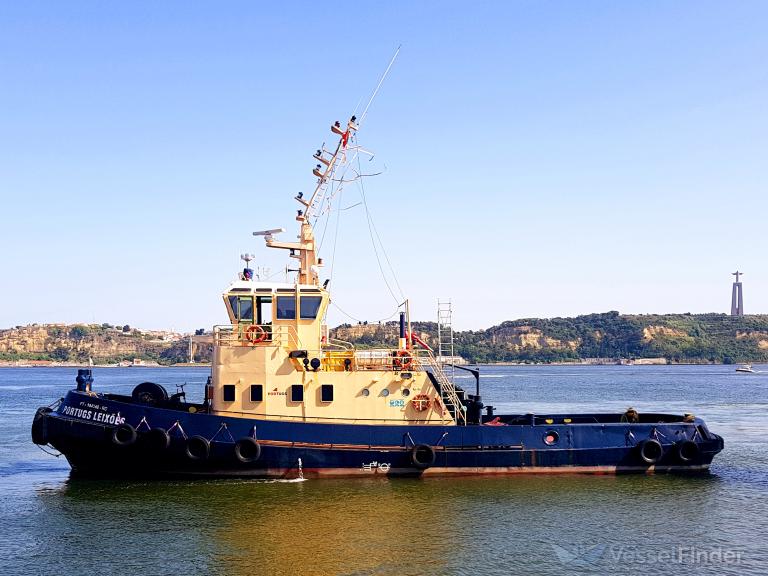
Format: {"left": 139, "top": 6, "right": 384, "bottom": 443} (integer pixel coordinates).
{"left": 321, "top": 384, "right": 333, "bottom": 402}
{"left": 223, "top": 384, "right": 236, "bottom": 402}
{"left": 250, "top": 384, "right": 263, "bottom": 402}
{"left": 300, "top": 296, "right": 323, "bottom": 319}
{"left": 228, "top": 295, "right": 254, "bottom": 322}
{"left": 256, "top": 296, "right": 273, "bottom": 325}
{"left": 276, "top": 296, "right": 296, "bottom": 320}
{"left": 290, "top": 384, "right": 304, "bottom": 402}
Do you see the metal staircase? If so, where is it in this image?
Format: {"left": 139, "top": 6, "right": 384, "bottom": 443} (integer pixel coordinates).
{"left": 418, "top": 349, "right": 466, "bottom": 425}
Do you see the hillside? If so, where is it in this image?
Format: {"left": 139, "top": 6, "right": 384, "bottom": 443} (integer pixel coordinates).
{"left": 0, "top": 324, "right": 210, "bottom": 365}
{"left": 2, "top": 312, "right": 768, "bottom": 365}
{"left": 331, "top": 312, "right": 768, "bottom": 364}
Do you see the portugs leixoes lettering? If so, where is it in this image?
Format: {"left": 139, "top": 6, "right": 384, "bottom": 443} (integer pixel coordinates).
{"left": 60, "top": 405, "right": 125, "bottom": 425}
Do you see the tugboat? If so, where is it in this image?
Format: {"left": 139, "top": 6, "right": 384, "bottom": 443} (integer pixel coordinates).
{"left": 31, "top": 114, "right": 724, "bottom": 478}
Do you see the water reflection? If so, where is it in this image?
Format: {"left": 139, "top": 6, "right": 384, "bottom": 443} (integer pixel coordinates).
{"left": 5, "top": 366, "right": 768, "bottom": 575}
{"left": 29, "top": 471, "right": 754, "bottom": 576}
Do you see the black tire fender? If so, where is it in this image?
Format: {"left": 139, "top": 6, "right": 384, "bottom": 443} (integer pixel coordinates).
{"left": 234, "top": 437, "right": 262, "bottom": 463}
{"left": 185, "top": 435, "right": 210, "bottom": 460}
{"left": 31, "top": 407, "right": 52, "bottom": 445}
{"left": 410, "top": 444, "right": 436, "bottom": 469}
{"left": 112, "top": 423, "right": 137, "bottom": 447}
{"left": 639, "top": 438, "right": 664, "bottom": 464}
{"left": 676, "top": 440, "right": 700, "bottom": 463}
{"left": 143, "top": 427, "right": 171, "bottom": 452}
{"left": 131, "top": 382, "right": 169, "bottom": 406}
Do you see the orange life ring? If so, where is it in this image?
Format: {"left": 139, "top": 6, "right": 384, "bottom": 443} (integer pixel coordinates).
{"left": 411, "top": 393, "right": 430, "bottom": 412}
{"left": 244, "top": 324, "right": 266, "bottom": 344}
{"left": 394, "top": 350, "right": 413, "bottom": 370}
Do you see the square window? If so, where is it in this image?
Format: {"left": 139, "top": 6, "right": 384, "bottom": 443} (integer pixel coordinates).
{"left": 291, "top": 384, "right": 304, "bottom": 402}
{"left": 250, "top": 384, "right": 263, "bottom": 402}
{"left": 223, "top": 384, "right": 236, "bottom": 402}
{"left": 321, "top": 384, "right": 333, "bottom": 402}
{"left": 300, "top": 296, "right": 323, "bottom": 319}
{"left": 276, "top": 296, "right": 297, "bottom": 320}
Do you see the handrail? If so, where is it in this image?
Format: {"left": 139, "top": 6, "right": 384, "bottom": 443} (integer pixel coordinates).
{"left": 213, "top": 324, "right": 299, "bottom": 349}
{"left": 321, "top": 338, "right": 355, "bottom": 351}
{"left": 327, "top": 337, "right": 354, "bottom": 350}
{"left": 414, "top": 347, "right": 467, "bottom": 425}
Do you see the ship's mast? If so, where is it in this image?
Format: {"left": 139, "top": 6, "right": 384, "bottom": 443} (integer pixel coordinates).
{"left": 255, "top": 116, "right": 358, "bottom": 286}
{"left": 255, "top": 48, "right": 400, "bottom": 287}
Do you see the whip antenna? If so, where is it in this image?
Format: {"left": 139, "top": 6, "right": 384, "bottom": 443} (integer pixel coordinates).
{"left": 358, "top": 45, "right": 401, "bottom": 128}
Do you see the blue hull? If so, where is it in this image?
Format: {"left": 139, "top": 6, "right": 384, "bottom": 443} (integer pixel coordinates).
{"left": 33, "top": 390, "right": 724, "bottom": 478}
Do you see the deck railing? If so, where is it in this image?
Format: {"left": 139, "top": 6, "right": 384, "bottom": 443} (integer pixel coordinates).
{"left": 213, "top": 324, "right": 299, "bottom": 349}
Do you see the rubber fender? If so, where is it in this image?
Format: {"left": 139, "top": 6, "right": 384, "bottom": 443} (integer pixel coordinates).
{"left": 131, "top": 382, "right": 169, "bottom": 406}
{"left": 234, "top": 437, "right": 262, "bottom": 463}
{"left": 410, "top": 444, "right": 436, "bottom": 469}
{"left": 112, "top": 423, "right": 138, "bottom": 447}
{"left": 676, "top": 440, "right": 700, "bottom": 463}
{"left": 142, "top": 427, "right": 171, "bottom": 452}
{"left": 185, "top": 435, "right": 210, "bottom": 460}
{"left": 31, "top": 407, "right": 52, "bottom": 445}
{"left": 639, "top": 438, "right": 664, "bottom": 464}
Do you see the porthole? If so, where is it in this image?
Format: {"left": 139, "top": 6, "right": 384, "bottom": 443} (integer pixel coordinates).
{"left": 402, "top": 388, "right": 410, "bottom": 397}
{"left": 381, "top": 389, "right": 390, "bottom": 397}
{"left": 361, "top": 388, "right": 370, "bottom": 397}
{"left": 543, "top": 430, "right": 559, "bottom": 446}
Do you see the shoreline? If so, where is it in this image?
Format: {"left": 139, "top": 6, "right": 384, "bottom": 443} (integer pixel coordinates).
{"left": 0, "top": 361, "right": 754, "bottom": 369}
{"left": 0, "top": 361, "right": 212, "bottom": 368}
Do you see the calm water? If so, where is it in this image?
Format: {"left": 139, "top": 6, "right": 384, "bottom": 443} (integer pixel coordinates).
{"left": 1, "top": 365, "right": 767, "bottom": 575}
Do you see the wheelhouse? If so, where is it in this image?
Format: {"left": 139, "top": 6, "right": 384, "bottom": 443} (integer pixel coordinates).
{"left": 221, "top": 281, "right": 328, "bottom": 348}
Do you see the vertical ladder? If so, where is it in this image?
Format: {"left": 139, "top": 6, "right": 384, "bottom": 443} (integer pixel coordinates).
{"left": 433, "top": 298, "right": 465, "bottom": 424}
{"left": 437, "top": 299, "right": 455, "bottom": 379}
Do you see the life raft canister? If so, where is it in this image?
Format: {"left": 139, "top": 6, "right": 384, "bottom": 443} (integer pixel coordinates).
{"left": 245, "top": 324, "right": 267, "bottom": 344}
{"left": 411, "top": 394, "right": 431, "bottom": 412}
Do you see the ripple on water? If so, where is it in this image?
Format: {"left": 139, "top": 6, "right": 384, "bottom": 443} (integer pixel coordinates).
{"left": 0, "top": 365, "right": 766, "bottom": 576}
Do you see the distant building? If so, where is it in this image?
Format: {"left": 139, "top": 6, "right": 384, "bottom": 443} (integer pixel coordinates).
{"left": 731, "top": 271, "right": 744, "bottom": 316}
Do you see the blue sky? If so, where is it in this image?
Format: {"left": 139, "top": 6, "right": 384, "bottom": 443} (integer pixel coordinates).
{"left": 1, "top": 2, "right": 766, "bottom": 332}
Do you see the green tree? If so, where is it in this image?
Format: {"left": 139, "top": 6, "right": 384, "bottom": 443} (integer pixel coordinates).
{"left": 51, "top": 347, "right": 70, "bottom": 361}
{"left": 69, "top": 326, "right": 90, "bottom": 340}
